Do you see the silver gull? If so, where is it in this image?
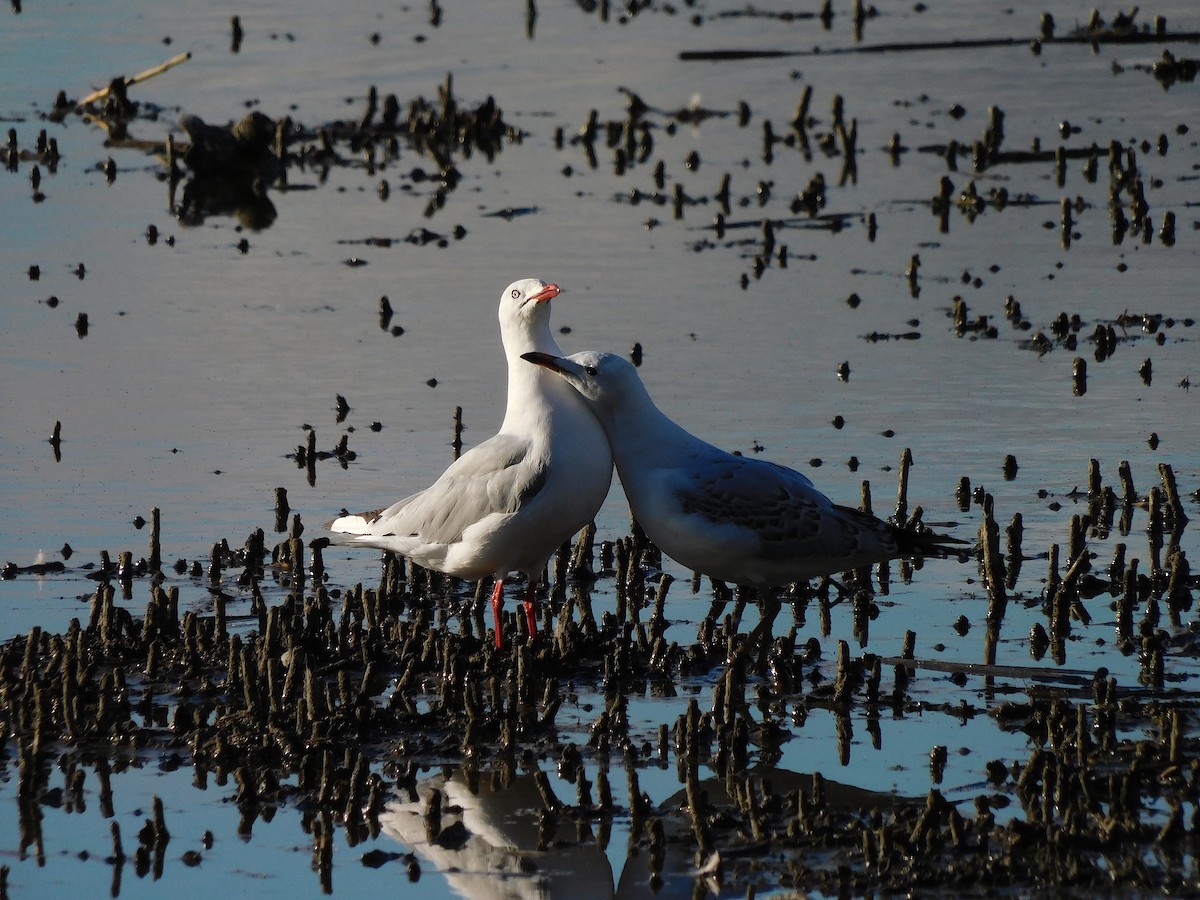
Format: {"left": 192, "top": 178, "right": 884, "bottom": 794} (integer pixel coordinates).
{"left": 522, "top": 349, "right": 960, "bottom": 589}
{"left": 326, "top": 280, "right": 614, "bottom": 646}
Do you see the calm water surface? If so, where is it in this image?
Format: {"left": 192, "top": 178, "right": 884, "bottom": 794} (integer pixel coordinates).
{"left": 2, "top": 1, "right": 1198, "bottom": 896}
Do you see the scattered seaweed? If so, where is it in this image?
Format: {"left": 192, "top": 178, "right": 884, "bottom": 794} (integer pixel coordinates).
{"left": 40, "top": 63, "right": 520, "bottom": 230}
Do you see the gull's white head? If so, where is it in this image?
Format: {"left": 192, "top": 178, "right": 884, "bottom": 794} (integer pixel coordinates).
{"left": 498, "top": 278, "right": 560, "bottom": 350}
{"left": 520, "top": 350, "right": 644, "bottom": 413}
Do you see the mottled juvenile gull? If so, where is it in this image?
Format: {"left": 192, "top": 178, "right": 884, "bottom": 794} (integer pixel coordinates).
{"left": 326, "top": 280, "right": 613, "bottom": 646}
{"left": 523, "top": 350, "right": 960, "bottom": 590}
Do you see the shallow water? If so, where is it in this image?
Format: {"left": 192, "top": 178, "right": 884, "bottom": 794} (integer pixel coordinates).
{"left": 3, "top": 1, "right": 1199, "bottom": 896}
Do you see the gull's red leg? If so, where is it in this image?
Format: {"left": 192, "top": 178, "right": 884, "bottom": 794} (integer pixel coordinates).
{"left": 490, "top": 579, "right": 506, "bottom": 648}
{"left": 522, "top": 580, "right": 539, "bottom": 641}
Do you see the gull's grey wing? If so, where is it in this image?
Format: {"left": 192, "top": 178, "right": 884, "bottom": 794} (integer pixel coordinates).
{"left": 671, "top": 455, "right": 880, "bottom": 557}
{"left": 351, "top": 433, "right": 547, "bottom": 547}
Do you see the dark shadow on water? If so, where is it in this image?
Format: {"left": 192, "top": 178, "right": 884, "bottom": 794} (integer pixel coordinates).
{"left": 175, "top": 174, "right": 278, "bottom": 230}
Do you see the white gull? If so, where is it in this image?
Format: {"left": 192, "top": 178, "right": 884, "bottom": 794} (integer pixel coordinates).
{"left": 326, "top": 280, "right": 613, "bottom": 646}
{"left": 523, "top": 350, "right": 960, "bottom": 588}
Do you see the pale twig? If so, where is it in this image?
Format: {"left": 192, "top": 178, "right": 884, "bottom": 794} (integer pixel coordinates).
{"left": 77, "top": 52, "right": 192, "bottom": 108}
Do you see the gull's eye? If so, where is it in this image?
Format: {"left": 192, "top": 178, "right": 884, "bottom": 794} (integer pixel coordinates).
{"left": 511, "top": 289, "right": 521, "bottom": 299}
{"left": 584, "top": 366, "right": 598, "bottom": 377}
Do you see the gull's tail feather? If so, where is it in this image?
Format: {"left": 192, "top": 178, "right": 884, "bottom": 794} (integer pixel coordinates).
{"left": 892, "top": 520, "right": 973, "bottom": 560}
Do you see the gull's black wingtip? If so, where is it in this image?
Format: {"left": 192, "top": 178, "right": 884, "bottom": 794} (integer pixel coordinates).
{"left": 896, "top": 524, "right": 974, "bottom": 560}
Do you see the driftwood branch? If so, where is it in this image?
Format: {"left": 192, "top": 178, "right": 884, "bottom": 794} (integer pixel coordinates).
{"left": 77, "top": 51, "right": 192, "bottom": 107}
{"left": 878, "top": 656, "right": 1097, "bottom": 685}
